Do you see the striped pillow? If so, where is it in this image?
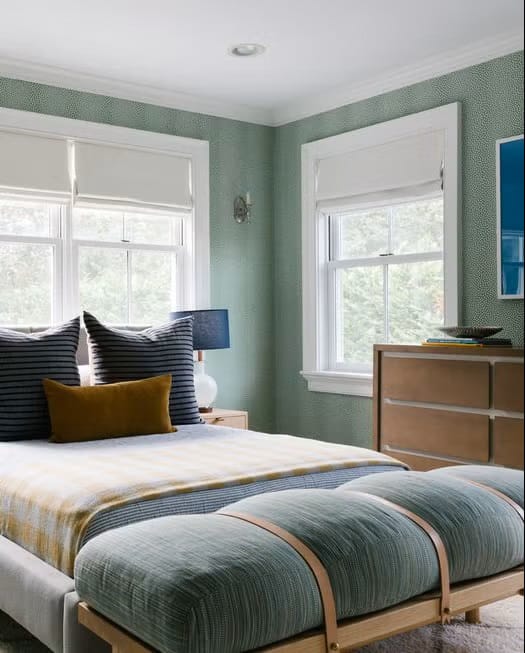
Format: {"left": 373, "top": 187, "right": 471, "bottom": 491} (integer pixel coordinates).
{"left": 0, "top": 318, "right": 81, "bottom": 442}
{"left": 83, "top": 312, "right": 201, "bottom": 426}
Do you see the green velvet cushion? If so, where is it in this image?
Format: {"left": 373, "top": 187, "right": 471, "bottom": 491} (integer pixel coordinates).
{"left": 75, "top": 467, "right": 524, "bottom": 653}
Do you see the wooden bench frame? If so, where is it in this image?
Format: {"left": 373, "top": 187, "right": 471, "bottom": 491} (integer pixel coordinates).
{"left": 78, "top": 566, "right": 524, "bottom": 653}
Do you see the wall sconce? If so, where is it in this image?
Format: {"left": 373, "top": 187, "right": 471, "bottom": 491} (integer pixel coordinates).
{"left": 234, "top": 192, "right": 252, "bottom": 224}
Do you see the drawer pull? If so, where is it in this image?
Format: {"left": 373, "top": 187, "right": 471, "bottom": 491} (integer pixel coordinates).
{"left": 213, "top": 417, "right": 225, "bottom": 423}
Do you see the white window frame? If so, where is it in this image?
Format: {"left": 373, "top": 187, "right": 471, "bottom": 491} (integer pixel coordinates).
{"left": 301, "top": 103, "right": 462, "bottom": 397}
{"left": 0, "top": 107, "right": 210, "bottom": 322}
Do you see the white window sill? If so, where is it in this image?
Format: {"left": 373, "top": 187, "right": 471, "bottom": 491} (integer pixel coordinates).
{"left": 301, "top": 371, "right": 373, "bottom": 397}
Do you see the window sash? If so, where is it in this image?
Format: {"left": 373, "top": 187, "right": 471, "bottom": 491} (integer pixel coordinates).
{"left": 326, "top": 195, "right": 445, "bottom": 372}
{"left": 0, "top": 202, "right": 63, "bottom": 324}
{"left": 328, "top": 193, "right": 444, "bottom": 263}
{"left": 0, "top": 195, "right": 193, "bottom": 326}
{"left": 0, "top": 236, "right": 62, "bottom": 326}
{"left": 72, "top": 243, "right": 184, "bottom": 325}
{"left": 327, "top": 254, "right": 444, "bottom": 372}
{"left": 71, "top": 206, "right": 184, "bottom": 247}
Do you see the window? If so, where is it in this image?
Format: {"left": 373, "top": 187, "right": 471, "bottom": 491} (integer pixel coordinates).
{"left": 73, "top": 207, "right": 185, "bottom": 325}
{"left": 0, "top": 197, "right": 61, "bottom": 325}
{"left": 0, "top": 109, "right": 210, "bottom": 326}
{"left": 328, "top": 195, "right": 444, "bottom": 373}
{"left": 0, "top": 197, "right": 189, "bottom": 326}
{"left": 302, "top": 104, "right": 460, "bottom": 397}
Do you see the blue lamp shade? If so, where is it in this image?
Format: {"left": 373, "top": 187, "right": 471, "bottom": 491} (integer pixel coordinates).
{"left": 169, "top": 309, "right": 230, "bottom": 351}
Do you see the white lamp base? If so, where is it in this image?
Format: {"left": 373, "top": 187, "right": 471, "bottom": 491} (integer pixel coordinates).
{"left": 194, "top": 359, "right": 218, "bottom": 412}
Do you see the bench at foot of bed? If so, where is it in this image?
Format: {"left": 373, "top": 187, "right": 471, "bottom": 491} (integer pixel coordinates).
{"left": 75, "top": 465, "right": 524, "bottom": 653}
{"left": 78, "top": 567, "right": 524, "bottom": 653}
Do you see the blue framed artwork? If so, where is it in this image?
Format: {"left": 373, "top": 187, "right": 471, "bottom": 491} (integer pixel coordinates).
{"left": 497, "top": 134, "right": 524, "bottom": 299}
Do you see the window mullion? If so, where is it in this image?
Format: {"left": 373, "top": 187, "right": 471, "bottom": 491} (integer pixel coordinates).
{"left": 172, "top": 251, "right": 180, "bottom": 311}
{"left": 388, "top": 205, "right": 393, "bottom": 254}
{"left": 328, "top": 213, "right": 341, "bottom": 262}
{"left": 326, "top": 265, "right": 338, "bottom": 369}
{"left": 384, "top": 206, "right": 393, "bottom": 343}
{"left": 61, "top": 202, "right": 74, "bottom": 321}
{"left": 384, "top": 263, "right": 389, "bottom": 343}
{"left": 127, "top": 250, "right": 132, "bottom": 324}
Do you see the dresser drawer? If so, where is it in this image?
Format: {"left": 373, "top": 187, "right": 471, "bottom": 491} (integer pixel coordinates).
{"left": 381, "top": 356, "right": 490, "bottom": 408}
{"left": 494, "top": 363, "right": 524, "bottom": 412}
{"left": 493, "top": 417, "right": 524, "bottom": 469}
{"left": 381, "top": 403, "right": 489, "bottom": 462}
{"left": 382, "top": 448, "right": 467, "bottom": 471}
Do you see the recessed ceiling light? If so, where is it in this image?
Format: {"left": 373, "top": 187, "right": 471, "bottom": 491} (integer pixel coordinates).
{"left": 228, "top": 43, "right": 266, "bottom": 57}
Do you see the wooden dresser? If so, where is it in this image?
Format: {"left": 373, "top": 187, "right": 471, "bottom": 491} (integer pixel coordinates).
{"left": 374, "top": 344, "right": 524, "bottom": 470}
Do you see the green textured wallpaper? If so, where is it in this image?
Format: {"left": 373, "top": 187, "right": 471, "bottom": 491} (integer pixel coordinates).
{"left": 1, "top": 51, "right": 523, "bottom": 445}
{"left": 0, "top": 77, "right": 275, "bottom": 432}
{"left": 273, "top": 51, "right": 524, "bottom": 446}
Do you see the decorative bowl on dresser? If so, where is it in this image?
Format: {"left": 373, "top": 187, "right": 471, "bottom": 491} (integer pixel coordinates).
{"left": 373, "top": 344, "right": 524, "bottom": 470}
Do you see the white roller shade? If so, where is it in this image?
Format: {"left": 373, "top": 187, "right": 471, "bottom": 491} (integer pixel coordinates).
{"left": 74, "top": 142, "right": 192, "bottom": 211}
{"left": 0, "top": 130, "right": 70, "bottom": 196}
{"left": 316, "top": 130, "right": 444, "bottom": 208}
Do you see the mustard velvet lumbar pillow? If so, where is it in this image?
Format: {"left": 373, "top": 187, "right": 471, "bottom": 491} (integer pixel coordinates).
{"left": 43, "top": 375, "right": 174, "bottom": 443}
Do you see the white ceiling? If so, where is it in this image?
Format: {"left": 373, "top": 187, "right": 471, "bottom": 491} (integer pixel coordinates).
{"left": 0, "top": 0, "right": 523, "bottom": 125}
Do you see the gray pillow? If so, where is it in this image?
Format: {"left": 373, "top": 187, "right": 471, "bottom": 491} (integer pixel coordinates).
{"left": 0, "top": 318, "right": 81, "bottom": 441}
{"left": 83, "top": 312, "right": 201, "bottom": 426}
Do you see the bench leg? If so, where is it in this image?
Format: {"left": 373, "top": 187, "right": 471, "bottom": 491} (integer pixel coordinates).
{"left": 465, "top": 608, "right": 481, "bottom": 624}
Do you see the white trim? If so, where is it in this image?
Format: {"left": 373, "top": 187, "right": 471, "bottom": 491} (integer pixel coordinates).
{"left": 0, "top": 107, "right": 210, "bottom": 311}
{"left": 72, "top": 239, "right": 185, "bottom": 254}
{"left": 273, "top": 31, "right": 524, "bottom": 126}
{"left": 0, "top": 56, "right": 273, "bottom": 127}
{"left": 0, "top": 107, "right": 208, "bottom": 157}
{"left": 328, "top": 251, "right": 442, "bottom": 270}
{"left": 301, "top": 371, "right": 373, "bottom": 397}
{"left": 496, "top": 133, "right": 524, "bottom": 299}
{"left": 0, "top": 234, "right": 58, "bottom": 246}
{"left": 0, "top": 32, "right": 521, "bottom": 127}
{"left": 301, "top": 104, "right": 461, "bottom": 396}
{"left": 191, "top": 144, "right": 211, "bottom": 309}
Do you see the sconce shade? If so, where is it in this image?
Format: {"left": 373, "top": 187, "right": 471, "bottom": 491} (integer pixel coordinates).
{"left": 169, "top": 309, "right": 230, "bottom": 351}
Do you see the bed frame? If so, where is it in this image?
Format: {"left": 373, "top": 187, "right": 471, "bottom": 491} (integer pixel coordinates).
{"left": 1, "top": 332, "right": 522, "bottom": 652}
{"left": 78, "top": 567, "right": 524, "bottom": 653}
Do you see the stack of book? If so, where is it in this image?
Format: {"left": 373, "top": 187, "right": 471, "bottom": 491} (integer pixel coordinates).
{"left": 422, "top": 337, "right": 512, "bottom": 347}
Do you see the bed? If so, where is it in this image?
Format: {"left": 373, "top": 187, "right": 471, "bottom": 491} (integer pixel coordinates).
{"left": 0, "top": 423, "right": 404, "bottom": 653}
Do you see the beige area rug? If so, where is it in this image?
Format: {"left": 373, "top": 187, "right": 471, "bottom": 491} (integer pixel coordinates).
{"left": 0, "top": 597, "right": 523, "bottom": 652}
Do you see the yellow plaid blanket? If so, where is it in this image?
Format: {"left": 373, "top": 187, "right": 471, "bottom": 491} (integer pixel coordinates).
{"left": 0, "top": 425, "right": 403, "bottom": 575}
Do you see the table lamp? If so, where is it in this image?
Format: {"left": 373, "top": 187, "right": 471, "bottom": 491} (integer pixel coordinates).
{"left": 169, "top": 309, "right": 230, "bottom": 413}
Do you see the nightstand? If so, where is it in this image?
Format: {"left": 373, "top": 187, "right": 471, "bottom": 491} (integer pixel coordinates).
{"left": 201, "top": 408, "right": 248, "bottom": 430}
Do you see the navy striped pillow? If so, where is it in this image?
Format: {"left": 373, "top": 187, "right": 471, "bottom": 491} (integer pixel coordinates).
{"left": 83, "top": 312, "right": 201, "bottom": 426}
{"left": 0, "top": 318, "right": 81, "bottom": 442}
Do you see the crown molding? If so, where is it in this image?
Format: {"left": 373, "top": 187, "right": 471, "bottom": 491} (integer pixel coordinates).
{"left": 0, "top": 30, "right": 522, "bottom": 128}
{"left": 0, "top": 56, "right": 274, "bottom": 127}
{"left": 271, "top": 30, "right": 524, "bottom": 126}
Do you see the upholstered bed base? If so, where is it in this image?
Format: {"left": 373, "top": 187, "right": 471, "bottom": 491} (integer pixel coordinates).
{"left": 0, "top": 536, "right": 109, "bottom": 653}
